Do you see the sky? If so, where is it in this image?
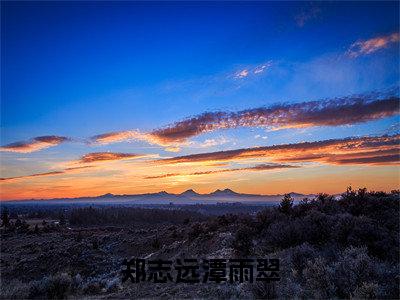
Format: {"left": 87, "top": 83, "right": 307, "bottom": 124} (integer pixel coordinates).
{"left": 1, "top": 1, "right": 399, "bottom": 200}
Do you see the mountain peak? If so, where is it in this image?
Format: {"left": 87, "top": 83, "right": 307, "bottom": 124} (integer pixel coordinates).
{"left": 150, "top": 191, "right": 171, "bottom": 196}
{"left": 99, "top": 193, "right": 114, "bottom": 198}
{"left": 181, "top": 189, "right": 199, "bottom": 196}
{"left": 210, "top": 188, "right": 239, "bottom": 196}
{"left": 288, "top": 192, "right": 304, "bottom": 197}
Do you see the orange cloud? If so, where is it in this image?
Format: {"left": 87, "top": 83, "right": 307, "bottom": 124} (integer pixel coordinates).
{"left": 0, "top": 136, "right": 69, "bottom": 153}
{"left": 0, "top": 151, "right": 152, "bottom": 183}
{"left": 144, "top": 163, "right": 298, "bottom": 179}
{"left": 78, "top": 152, "right": 147, "bottom": 164}
{"left": 0, "top": 166, "right": 94, "bottom": 182}
{"left": 347, "top": 32, "right": 400, "bottom": 57}
{"left": 91, "top": 130, "right": 149, "bottom": 144}
{"left": 158, "top": 134, "right": 400, "bottom": 166}
{"left": 90, "top": 130, "right": 184, "bottom": 152}
{"left": 328, "top": 154, "right": 399, "bottom": 165}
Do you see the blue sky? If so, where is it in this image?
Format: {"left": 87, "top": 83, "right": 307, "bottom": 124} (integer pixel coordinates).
{"left": 1, "top": 1, "right": 399, "bottom": 199}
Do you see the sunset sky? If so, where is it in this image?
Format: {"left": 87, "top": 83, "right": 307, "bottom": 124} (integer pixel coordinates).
{"left": 1, "top": 1, "right": 399, "bottom": 200}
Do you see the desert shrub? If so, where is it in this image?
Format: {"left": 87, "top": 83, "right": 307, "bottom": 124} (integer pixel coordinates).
{"left": 332, "top": 247, "right": 399, "bottom": 299}
{"left": 79, "top": 275, "right": 114, "bottom": 295}
{"left": 261, "top": 207, "right": 334, "bottom": 251}
{"left": 1, "top": 207, "right": 10, "bottom": 227}
{"left": 29, "top": 273, "right": 73, "bottom": 299}
{"left": 205, "top": 218, "right": 220, "bottom": 232}
{"left": 311, "top": 193, "right": 341, "bottom": 214}
{"left": 353, "top": 282, "right": 384, "bottom": 299}
{"left": 330, "top": 246, "right": 376, "bottom": 298}
{"left": 232, "top": 225, "right": 255, "bottom": 256}
{"left": 262, "top": 211, "right": 331, "bottom": 250}
{"left": 263, "top": 219, "right": 304, "bottom": 250}
{"left": 345, "top": 216, "right": 396, "bottom": 261}
{"left": 303, "top": 257, "right": 336, "bottom": 298}
{"left": 253, "top": 281, "right": 278, "bottom": 299}
{"left": 300, "top": 210, "right": 333, "bottom": 245}
{"left": 256, "top": 208, "right": 285, "bottom": 233}
{"left": 34, "top": 224, "right": 40, "bottom": 234}
{"left": 332, "top": 213, "right": 356, "bottom": 246}
{"left": 0, "top": 280, "right": 30, "bottom": 299}
{"left": 237, "top": 213, "right": 257, "bottom": 228}
{"left": 285, "top": 243, "right": 318, "bottom": 276}
{"left": 105, "top": 277, "right": 121, "bottom": 293}
{"left": 151, "top": 236, "right": 161, "bottom": 249}
{"left": 71, "top": 274, "right": 83, "bottom": 293}
{"left": 92, "top": 238, "right": 99, "bottom": 250}
{"left": 82, "top": 280, "right": 104, "bottom": 295}
{"left": 69, "top": 207, "right": 206, "bottom": 226}
{"left": 275, "top": 277, "right": 303, "bottom": 298}
{"left": 216, "top": 215, "right": 229, "bottom": 227}
{"left": 215, "top": 283, "right": 247, "bottom": 299}
{"left": 188, "top": 222, "right": 206, "bottom": 240}
{"left": 297, "top": 246, "right": 399, "bottom": 299}
{"left": 75, "top": 230, "right": 83, "bottom": 242}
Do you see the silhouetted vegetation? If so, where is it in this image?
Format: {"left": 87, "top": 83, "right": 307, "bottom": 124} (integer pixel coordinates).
{"left": 1, "top": 188, "right": 398, "bottom": 299}
{"left": 230, "top": 188, "right": 399, "bottom": 298}
{"left": 68, "top": 206, "right": 206, "bottom": 226}
{"left": 1, "top": 207, "right": 10, "bottom": 227}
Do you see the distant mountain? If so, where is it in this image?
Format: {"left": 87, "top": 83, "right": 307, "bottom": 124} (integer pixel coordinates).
{"left": 180, "top": 189, "right": 200, "bottom": 197}
{"left": 3, "top": 188, "right": 315, "bottom": 205}
{"left": 98, "top": 193, "right": 115, "bottom": 198}
{"left": 153, "top": 191, "right": 171, "bottom": 196}
{"left": 288, "top": 192, "right": 306, "bottom": 197}
{"left": 209, "top": 188, "right": 240, "bottom": 196}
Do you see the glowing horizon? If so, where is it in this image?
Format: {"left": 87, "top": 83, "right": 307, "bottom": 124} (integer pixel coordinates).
{"left": 1, "top": 2, "right": 399, "bottom": 200}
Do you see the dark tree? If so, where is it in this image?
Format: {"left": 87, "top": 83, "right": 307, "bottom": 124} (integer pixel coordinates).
{"left": 34, "top": 224, "right": 40, "bottom": 234}
{"left": 59, "top": 213, "right": 66, "bottom": 226}
{"left": 1, "top": 207, "right": 10, "bottom": 227}
{"left": 15, "top": 218, "right": 22, "bottom": 227}
{"left": 279, "top": 194, "right": 294, "bottom": 214}
{"left": 151, "top": 236, "right": 161, "bottom": 249}
{"left": 232, "top": 226, "right": 254, "bottom": 256}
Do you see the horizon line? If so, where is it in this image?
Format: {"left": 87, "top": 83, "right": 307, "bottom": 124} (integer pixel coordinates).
{"left": 1, "top": 186, "right": 397, "bottom": 202}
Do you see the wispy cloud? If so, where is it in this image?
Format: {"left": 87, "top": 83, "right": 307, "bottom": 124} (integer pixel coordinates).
{"left": 234, "top": 61, "right": 273, "bottom": 79}
{"left": 1, "top": 151, "right": 152, "bottom": 182}
{"left": 78, "top": 152, "right": 148, "bottom": 164}
{"left": 235, "top": 69, "right": 249, "bottom": 78}
{"left": 0, "top": 136, "right": 70, "bottom": 153}
{"left": 158, "top": 134, "right": 400, "bottom": 166}
{"left": 328, "top": 153, "right": 399, "bottom": 165}
{"left": 255, "top": 134, "right": 268, "bottom": 140}
{"left": 147, "top": 93, "right": 399, "bottom": 144}
{"left": 253, "top": 64, "right": 269, "bottom": 74}
{"left": 90, "top": 130, "right": 149, "bottom": 145}
{"left": 0, "top": 166, "right": 94, "bottom": 182}
{"left": 195, "top": 137, "right": 230, "bottom": 148}
{"left": 90, "top": 130, "right": 187, "bottom": 152}
{"left": 347, "top": 32, "right": 400, "bottom": 58}
{"left": 144, "top": 163, "right": 297, "bottom": 179}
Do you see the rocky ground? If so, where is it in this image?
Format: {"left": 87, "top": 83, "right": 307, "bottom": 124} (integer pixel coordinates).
{"left": 0, "top": 220, "right": 251, "bottom": 299}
